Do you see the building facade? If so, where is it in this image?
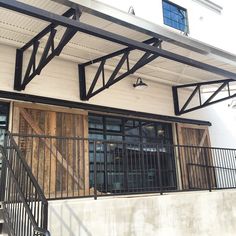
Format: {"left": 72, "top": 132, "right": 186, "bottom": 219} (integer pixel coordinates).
{"left": 0, "top": 0, "right": 236, "bottom": 235}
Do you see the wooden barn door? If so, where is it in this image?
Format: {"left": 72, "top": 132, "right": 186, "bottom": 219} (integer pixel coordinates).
{"left": 12, "top": 103, "right": 89, "bottom": 198}
{"left": 177, "top": 124, "right": 216, "bottom": 190}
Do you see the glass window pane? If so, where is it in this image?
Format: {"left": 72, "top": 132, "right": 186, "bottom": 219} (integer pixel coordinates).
{"left": 89, "top": 115, "right": 103, "bottom": 130}
{"left": 88, "top": 113, "right": 175, "bottom": 191}
{"left": 125, "top": 136, "right": 140, "bottom": 143}
{"left": 142, "top": 123, "right": 156, "bottom": 138}
{"left": 170, "top": 4, "right": 177, "bottom": 13}
{"left": 163, "top": 1, "right": 170, "bottom": 10}
{"left": 163, "top": 9, "right": 171, "bottom": 18}
{"left": 162, "top": 0, "right": 188, "bottom": 32}
{"left": 106, "top": 117, "right": 122, "bottom": 132}
{"left": 106, "top": 135, "right": 122, "bottom": 142}
{"left": 89, "top": 133, "right": 103, "bottom": 140}
{"left": 124, "top": 120, "right": 140, "bottom": 136}
{"left": 164, "top": 18, "right": 172, "bottom": 26}
{"left": 0, "top": 102, "right": 9, "bottom": 146}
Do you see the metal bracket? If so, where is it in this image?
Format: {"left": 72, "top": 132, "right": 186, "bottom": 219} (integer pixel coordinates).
{"left": 172, "top": 79, "right": 236, "bottom": 115}
{"left": 79, "top": 38, "right": 162, "bottom": 100}
{"left": 14, "top": 8, "right": 80, "bottom": 91}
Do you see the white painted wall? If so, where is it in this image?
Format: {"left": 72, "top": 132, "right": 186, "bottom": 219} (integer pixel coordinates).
{"left": 98, "top": 0, "right": 236, "bottom": 54}
{"left": 187, "top": 100, "right": 236, "bottom": 148}
{"left": 0, "top": 43, "right": 235, "bottom": 148}
{"left": 48, "top": 190, "right": 236, "bottom": 236}
{"left": 95, "top": 0, "right": 236, "bottom": 148}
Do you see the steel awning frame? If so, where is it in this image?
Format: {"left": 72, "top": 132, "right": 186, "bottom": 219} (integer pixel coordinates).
{"left": 1, "top": 0, "right": 236, "bottom": 115}
{"left": 53, "top": 0, "right": 236, "bottom": 64}
{"left": 173, "top": 79, "right": 236, "bottom": 115}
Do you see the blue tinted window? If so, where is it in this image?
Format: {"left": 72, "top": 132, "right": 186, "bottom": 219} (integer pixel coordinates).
{"left": 162, "top": 0, "right": 188, "bottom": 33}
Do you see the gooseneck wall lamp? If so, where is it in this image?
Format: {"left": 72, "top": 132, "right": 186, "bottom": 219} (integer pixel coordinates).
{"left": 133, "top": 77, "right": 148, "bottom": 90}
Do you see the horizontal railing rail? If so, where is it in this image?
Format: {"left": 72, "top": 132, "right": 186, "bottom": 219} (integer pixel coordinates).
{"left": 10, "top": 133, "right": 236, "bottom": 150}
{"left": 0, "top": 132, "right": 50, "bottom": 236}
{"left": 10, "top": 133, "right": 236, "bottom": 200}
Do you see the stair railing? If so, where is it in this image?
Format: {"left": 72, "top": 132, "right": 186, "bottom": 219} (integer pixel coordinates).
{"left": 0, "top": 132, "right": 50, "bottom": 236}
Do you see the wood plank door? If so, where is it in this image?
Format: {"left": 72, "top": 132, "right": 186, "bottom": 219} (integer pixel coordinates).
{"left": 12, "top": 103, "right": 89, "bottom": 199}
{"left": 177, "top": 123, "right": 216, "bottom": 190}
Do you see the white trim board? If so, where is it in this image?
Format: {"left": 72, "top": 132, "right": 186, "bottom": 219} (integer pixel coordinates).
{"left": 192, "top": 0, "right": 223, "bottom": 14}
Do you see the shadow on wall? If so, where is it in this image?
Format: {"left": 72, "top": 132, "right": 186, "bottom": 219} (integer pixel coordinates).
{"left": 49, "top": 203, "right": 92, "bottom": 236}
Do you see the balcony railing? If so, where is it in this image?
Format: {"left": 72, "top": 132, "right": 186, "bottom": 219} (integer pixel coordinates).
{"left": 11, "top": 133, "right": 236, "bottom": 199}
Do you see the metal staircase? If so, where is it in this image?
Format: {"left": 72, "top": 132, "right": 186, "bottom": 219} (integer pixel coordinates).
{"left": 0, "top": 132, "right": 50, "bottom": 236}
{"left": 0, "top": 202, "right": 8, "bottom": 236}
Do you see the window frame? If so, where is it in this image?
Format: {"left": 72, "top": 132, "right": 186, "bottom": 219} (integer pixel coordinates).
{"left": 162, "top": 0, "right": 189, "bottom": 33}
{"left": 88, "top": 113, "right": 177, "bottom": 192}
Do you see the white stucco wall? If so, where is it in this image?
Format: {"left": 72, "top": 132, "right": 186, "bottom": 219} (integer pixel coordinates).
{"left": 98, "top": 0, "right": 236, "bottom": 54}
{"left": 187, "top": 101, "right": 236, "bottom": 148}
{"left": 0, "top": 42, "right": 235, "bottom": 148}
{"left": 48, "top": 190, "right": 236, "bottom": 236}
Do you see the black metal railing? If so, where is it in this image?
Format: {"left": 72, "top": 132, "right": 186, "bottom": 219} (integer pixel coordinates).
{"left": 0, "top": 133, "right": 50, "bottom": 236}
{"left": 178, "top": 145, "right": 236, "bottom": 191}
{"left": 11, "top": 133, "right": 236, "bottom": 200}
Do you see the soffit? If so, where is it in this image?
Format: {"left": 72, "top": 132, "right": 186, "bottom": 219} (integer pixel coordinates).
{"left": 0, "top": 0, "right": 236, "bottom": 87}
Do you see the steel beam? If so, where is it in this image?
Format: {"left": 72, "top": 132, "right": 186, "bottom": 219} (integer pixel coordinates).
{"left": 51, "top": 0, "right": 220, "bottom": 56}
{"left": 1, "top": 0, "right": 236, "bottom": 81}
{"left": 0, "top": 90, "right": 212, "bottom": 126}
{"left": 79, "top": 39, "right": 162, "bottom": 100}
{"left": 13, "top": 7, "right": 78, "bottom": 90}
{"left": 172, "top": 79, "right": 236, "bottom": 115}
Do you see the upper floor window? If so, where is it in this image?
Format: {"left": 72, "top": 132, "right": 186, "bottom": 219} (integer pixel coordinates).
{"left": 162, "top": 0, "right": 189, "bottom": 33}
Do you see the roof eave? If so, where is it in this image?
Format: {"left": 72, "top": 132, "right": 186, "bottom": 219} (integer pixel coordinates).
{"left": 52, "top": 0, "right": 236, "bottom": 65}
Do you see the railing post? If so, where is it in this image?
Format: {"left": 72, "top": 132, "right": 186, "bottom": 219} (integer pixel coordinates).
{"left": 204, "top": 147, "right": 212, "bottom": 192}
{"left": 104, "top": 142, "right": 108, "bottom": 193}
{"left": 0, "top": 133, "right": 8, "bottom": 202}
{"left": 123, "top": 142, "right": 129, "bottom": 193}
{"left": 43, "top": 202, "right": 48, "bottom": 230}
{"left": 0, "top": 149, "right": 6, "bottom": 202}
{"left": 156, "top": 144, "right": 163, "bottom": 195}
{"left": 175, "top": 145, "right": 183, "bottom": 191}
{"left": 94, "top": 141, "right": 97, "bottom": 200}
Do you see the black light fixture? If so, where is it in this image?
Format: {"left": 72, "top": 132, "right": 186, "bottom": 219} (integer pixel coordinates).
{"left": 128, "top": 6, "right": 135, "bottom": 15}
{"left": 133, "top": 77, "right": 148, "bottom": 90}
{"left": 228, "top": 99, "right": 236, "bottom": 109}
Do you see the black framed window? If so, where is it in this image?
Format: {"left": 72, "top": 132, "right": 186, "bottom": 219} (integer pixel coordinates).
{"left": 0, "top": 102, "right": 9, "bottom": 145}
{"left": 88, "top": 113, "right": 177, "bottom": 193}
{"left": 0, "top": 102, "right": 9, "bottom": 176}
{"left": 162, "top": 0, "right": 188, "bottom": 33}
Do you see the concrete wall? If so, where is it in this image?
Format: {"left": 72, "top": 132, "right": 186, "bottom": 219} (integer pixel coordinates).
{"left": 48, "top": 190, "right": 236, "bottom": 236}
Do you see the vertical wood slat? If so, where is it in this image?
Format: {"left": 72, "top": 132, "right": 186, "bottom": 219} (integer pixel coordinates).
{"left": 83, "top": 115, "right": 89, "bottom": 196}
{"left": 177, "top": 123, "right": 215, "bottom": 190}
{"left": 48, "top": 112, "right": 57, "bottom": 198}
{"left": 12, "top": 102, "right": 88, "bottom": 199}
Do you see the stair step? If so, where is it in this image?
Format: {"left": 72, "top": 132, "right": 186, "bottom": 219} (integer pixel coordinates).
{"left": 0, "top": 222, "right": 8, "bottom": 236}
{"left": 0, "top": 208, "right": 3, "bottom": 222}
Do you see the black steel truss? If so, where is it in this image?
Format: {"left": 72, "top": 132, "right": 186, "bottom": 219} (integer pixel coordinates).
{"left": 14, "top": 7, "right": 81, "bottom": 90}
{"left": 1, "top": 0, "right": 236, "bottom": 111}
{"left": 79, "top": 38, "right": 162, "bottom": 100}
{"left": 172, "top": 79, "right": 236, "bottom": 115}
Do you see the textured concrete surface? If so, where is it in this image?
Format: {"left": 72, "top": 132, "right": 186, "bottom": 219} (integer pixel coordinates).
{"left": 48, "top": 190, "right": 236, "bottom": 236}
